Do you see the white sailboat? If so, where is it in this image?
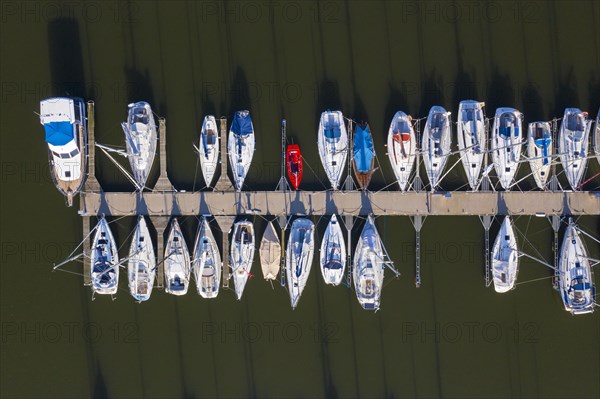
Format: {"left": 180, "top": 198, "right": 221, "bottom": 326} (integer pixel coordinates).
{"left": 199, "top": 115, "right": 219, "bottom": 187}
{"left": 353, "top": 216, "right": 386, "bottom": 311}
{"left": 527, "top": 121, "right": 553, "bottom": 189}
{"left": 491, "top": 107, "right": 523, "bottom": 190}
{"left": 491, "top": 216, "right": 518, "bottom": 293}
{"left": 286, "top": 218, "right": 315, "bottom": 309}
{"left": 559, "top": 220, "right": 595, "bottom": 315}
{"left": 192, "top": 217, "right": 221, "bottom": 299}
{"left": 259, "top": 221, "right": 281, "bottom": 280}
{"left": 422, "top": 106, "right": 452, "bottom": 190}
{"left": 39, "top": 97, "right": 87, "bottom": 206}
{"left": 164, "top": 219, "right": 190, "bottom": 296}
{"left": 318, "top": 110, "right": 348, "bottom": 189}
{"left": 457, "top": 100, "right": 486, "bottom": 190}
{"left": 387, "top": 111, "right": 416, "bottom": 191}
{"left": 91, "top": 217, "right": 119, "bottom": 295}
{"left": 128, "top": 216, "right": 156, "bottom": 301}
{"left": 121, "top": 101, "right": 157, "bottom": 188}
{"left": 228, "top": 110, "right": 255, "bottom": 191}
{"left": 559, "top": 108, "right": 592, "bottom": 190}
{"left": 319, "top": 214, "right": 346, "bottom": 286}
{"left": 231, "top": 220, "right": 255, "bottom": 300}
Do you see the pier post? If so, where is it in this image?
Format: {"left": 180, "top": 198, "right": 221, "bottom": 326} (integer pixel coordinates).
{"left": 214, "top": 216, "right": 235, "bottom": 288}
{"left": 413, "top": 215, "right": 424, "bottom": 287}
{"left": 276, "top": 119, "right": 290, "bottom": 191}
{"left": 480, "top": 215, "right": 493, "bottom": 287}
{"left": 151, "top": 216, "right": 169, "bottom": 289}
{"left": 154, "top": 118, "right": 173, "bottom": 191}
{"left": 551, "top": 215, "right": 561, "bottom": 290}
{"left": 215, "top": 117, "right": 233, "bottom": 191}
{"left": 344, "top": 215, "right": 354, "bottom": 287}
{"left": 82, "top": 216, "right": 91, "bottom": 286}
{"left": 85, "top": 101, "right": 101, "bottom": 192}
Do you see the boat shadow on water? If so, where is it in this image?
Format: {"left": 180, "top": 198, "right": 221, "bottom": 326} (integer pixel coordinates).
{"left": 47, "top": 18, "right": 86, "bottom": 97}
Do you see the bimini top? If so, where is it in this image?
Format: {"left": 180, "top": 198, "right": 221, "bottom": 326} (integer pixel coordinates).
{"left": 231, "top": 111, "right": 253, "bottom": 136}
{"left": 354, "top": 124, "right": 374, "bottom": 172}
{"left": 44, "top": 121, "right": 73, "bottom": 146}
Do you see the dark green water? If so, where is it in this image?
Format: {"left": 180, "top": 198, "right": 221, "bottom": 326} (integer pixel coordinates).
{"left": 1, "top": 1, "right": 599, "bottom": 398}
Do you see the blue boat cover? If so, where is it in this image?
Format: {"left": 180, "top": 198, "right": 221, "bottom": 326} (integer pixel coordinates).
{"left": 44, "top": 121, "right": 73, "bottom": 146}
{"left": 324, "top": 114, "right": 341, "bottom": 139}
{"left": 534, "top": 138, "right": 551, "bottom": 165}
{"left": 231, "top": 112, "right": 253, "bottom": 136}
{"left": 353, "top": 125, "right": 374, "bottom": 172}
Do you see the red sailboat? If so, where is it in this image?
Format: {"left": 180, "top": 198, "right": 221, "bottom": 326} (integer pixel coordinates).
{"left": 286, "top": 144, "right": 303, "bottom": 190}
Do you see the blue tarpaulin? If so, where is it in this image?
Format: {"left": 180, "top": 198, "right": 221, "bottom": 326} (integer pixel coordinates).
{"left": 231, "top": 112, "right": 253, "bottom": 136}
{"left": 353, "top": 124, "right": 374, "bottom": 172}
{"left": 44, "top": 121, "right": 73, "bottom": 146}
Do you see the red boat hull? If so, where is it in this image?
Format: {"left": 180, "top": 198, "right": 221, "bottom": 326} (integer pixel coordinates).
{"left": 286, "top": 144, "right": 303, "bottom": 190}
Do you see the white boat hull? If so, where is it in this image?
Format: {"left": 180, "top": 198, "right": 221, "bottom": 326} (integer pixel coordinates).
{"left": 491, "top": 216, "right": 518, "bottom": 293}
{"left": 422, "top": 106, "right": 451, "bottom": 190}
{"left": 527, "top": 122, "right": 553, "bottom": 189}
{"left": 228, "top": 111, "right": 255, "bottom": 191}
{"left": 164, "top": 219, "right": 191, "bottom": 296}
{"left": 199, "top": 115, "right": 219, "bottom": 187}
{"left": 457, "top": 100, "right": 486, "bottom": 190}
{"left": 353, "top": 216, "right": 385, "bottom": 310}
{"left": 193, "top": 217, "right": 221, "bottom": 299}
{"left": 559, "top": 221, "right": 595, "bottom": 314}
{"left": 318, "top": 111, "right": 348, "bottom": 190}
{"left": 122, "top": 101, "right": 157, "bottom": 188}
{"left": 231, "top": 220, "right": 255, "bottom": 300}
{"left": 128, "top": 216, "right": 156, "bottom": 301}
{"left": 319, "top": 214, "right": 346, "bottom": 286}
{"left": 286, "top": 218, "right": 315, "bottom": 309}
{"left": 91, "top": 217, "right": 119, "bottom": 295}
{"left": 559, "top": 108, "right": 591, "bottom": 190}
{"left": 491, "top": 108, "right": 523, "bottom": 190}
{"left": 387, "top": 111, "right": 416, "bottom": 191}
{"left": 259, "top": 221, "right": 281, "bottom": 280}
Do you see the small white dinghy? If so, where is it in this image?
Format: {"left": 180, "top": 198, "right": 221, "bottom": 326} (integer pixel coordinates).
{"left": 387, "top": 111, "right": 416, "bottom": 191}
{"left": 319, "top": 214, "right": 346, "bottom": 286}
{"left": 164, "top": 219, "right": 190, "bottom": 296}
{"left": 199, "top": 115, "right": 219, "bottom": 187}
{"left": 318, "top": 110, "right": 348, "bottom": 189}
{"left": 527, "top": 121, "right": 553, "bottom": 189}
{"left": 231, "top": 220, "right": 255, "bottom": 300}
{"left": 457, "top": 100, "right": 486, "bottom": 190}
{"left": 491, "top": 216, "right": 519, "bottom": 293}
{"left": 286, "top": 218, "right": 315, "bottom": 309}
{"left": 491, "top": 107, "right": 523, "bottom": 190}
{"left": 128, "top": 216, "right": 156, "bottom": 301}
{"left": 353, "top": 215, "right": 386, "bottom": 311}
{"left": 559, "top": 220, "right": 595, "bottom": 315}
{"left": 259, "top": 221, "right": 281, "bottom": 280}
{"left": 422, "top": 106, "right": 452, "bottom": 190}
{"left": 91, "top": 217, "right": 119, "bottom": 295}
{"left": 228, "top": 111, "right": 255, "bottom": 191}
{"left": 192, "top": 217, "right": 221, "bottom": 299}
{"left": 559, "top": 108, "right": 592, "bottom": 190}
{"left": 122, "top": 101, "right": 157, "bottom": 189}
